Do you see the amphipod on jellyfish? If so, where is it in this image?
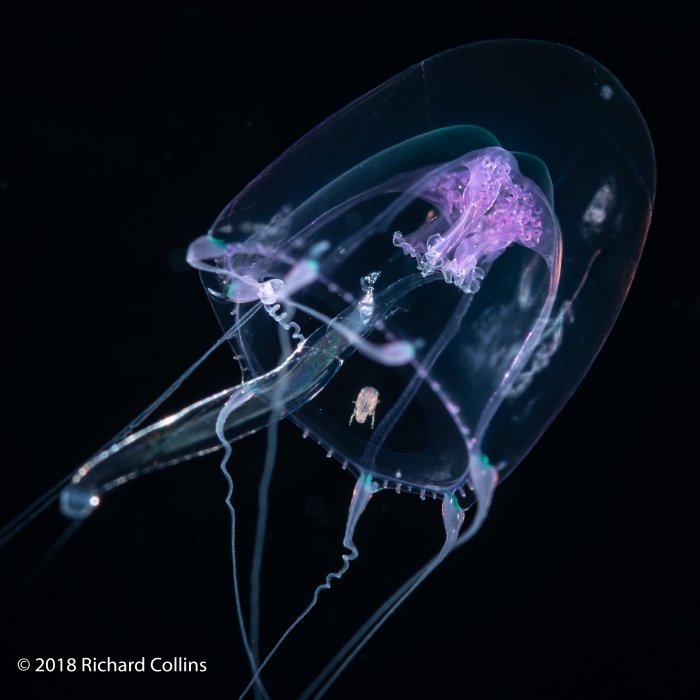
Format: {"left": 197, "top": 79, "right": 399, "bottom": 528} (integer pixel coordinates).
{"left": 349, "top": 387, "right": 380, "bottom": 428}
{"left": 4, "top": 40, "right": 654, "bottom": 699}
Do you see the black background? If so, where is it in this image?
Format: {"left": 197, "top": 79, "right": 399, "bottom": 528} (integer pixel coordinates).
{"left": 1, "top": 9, "right": 698, "bottom": 700}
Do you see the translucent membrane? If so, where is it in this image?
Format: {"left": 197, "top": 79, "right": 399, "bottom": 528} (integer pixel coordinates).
{"left": 51, "top": 41, "right": 654, "bottom": 699}
{"left": 62, "top": 41, "right": 654, "bottom": 513}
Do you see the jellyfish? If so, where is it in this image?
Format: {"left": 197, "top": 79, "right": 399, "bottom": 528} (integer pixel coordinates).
{"left": 2, "top": 40, "right": 654, "bottom": 698}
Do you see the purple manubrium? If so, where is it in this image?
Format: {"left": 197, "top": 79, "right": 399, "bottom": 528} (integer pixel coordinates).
{"left": 394, "top": 147, "right": 548, "bottom": 293}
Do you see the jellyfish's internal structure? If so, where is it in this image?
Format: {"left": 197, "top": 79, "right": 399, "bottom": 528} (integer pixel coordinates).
{"left": 56, "top": 40, "right": 655, "bottom": 698}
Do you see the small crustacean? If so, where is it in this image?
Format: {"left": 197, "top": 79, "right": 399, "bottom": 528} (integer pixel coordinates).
{"left": 349, "top": 386, "right": 380, "bottom": 428}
